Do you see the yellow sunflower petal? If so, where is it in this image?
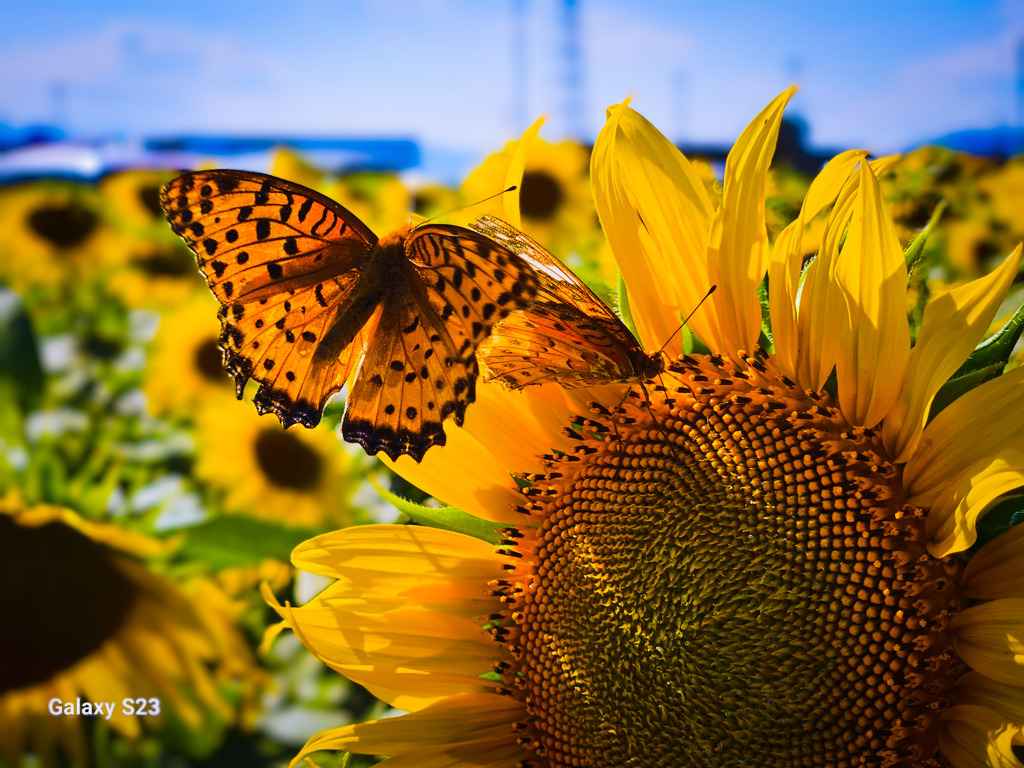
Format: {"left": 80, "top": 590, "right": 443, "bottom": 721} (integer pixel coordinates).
{"left": 795, "top": 161, "right": 867, "bottom": 391}
{"left": 905, "top": 366, "right": 1024, "bottom": 505}
{"left": 770, "top": 149, "right": 867, "bottom": 380}
{"left": 833, "top": 160, "right": 910, "bottom": 427}
{"left": 963, "top": 519, "right": 1024, "bottom": 600}
{"left": 953, "top": 672, "right": 1024, "bottom": 729}
{"left": 709, "top": 87, "right": 794, "bottom": 357}
{"left": 368, "top": 738, "right": 529, "bottom": 768}
{"left": 939, "top": 705, "right": 1021, "bottom": 768}
{"left": 884, "top": 246, "right": 1022, "bottom": 462}
{"left": 274, "top": 527, "right": 510, "bottom": 710}
{"left": 925, "top": 448, "right": 1024, "bottom": 557}
{"left": 276, "top": 596, "right": 501, "bottom": 711}
{"left": 290, "top": 693, "right": 528, "bottom": 767}
{"left": 795, "top": 155, "right": 902, "bottom": 391}
{"left": 385, "top": 381, "right": 573, "bottom": 521}
{"left": 951, "top": 600, "right": 1024, "bottom": 687}
{"left": 292, "top": 525, "right": 505, "bottom": 617}
{"left": 591, "top": 101, "right": 716, "bottom": 355}
{"left": 795, "top": 235, "right": 847, "bottom": 391}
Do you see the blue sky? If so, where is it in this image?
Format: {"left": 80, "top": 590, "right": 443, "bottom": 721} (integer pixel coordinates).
{"left": 2, "top": 0, "right": 1023, "bottom": 169}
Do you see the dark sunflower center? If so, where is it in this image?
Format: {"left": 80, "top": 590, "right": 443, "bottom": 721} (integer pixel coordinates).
{"left": 138, "top": 184, "right": 164, "bottom": 219}
{"left": 254, "top": 427, "right": 323, "bottom": 491}
{"left": 194, "top": 338, "right": 228, "bottom": 382}
{"left": 0, "top": 515, "right": 137, "bottom": 693}
{"left": 519, "top": 170, "right": 564, "bottom": 221}
{"left": 412, "top": 191, "right": 434, "bottom": 216}
{"left": 27, "top": 203, "right": 98, "bottom": 248}
{"left": 135, "top": 245, "right": 197, "bottom": 277}
{"left": 500, "top": 353, "right": 966, "bottom": 768}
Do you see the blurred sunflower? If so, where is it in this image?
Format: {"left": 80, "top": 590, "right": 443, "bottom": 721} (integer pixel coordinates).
{"left": 979, "top": 158, "right": 1024, "bottom": 248}
{"left": 180, "top": 566, "right": 285, "bottom": 731}
{"left": 193, "top": 393, "right": 362, "bottom": 529}
{"left": 270, "top": 147, "right": 412, "bottom": 236}
{"left": 144, "top": 291, "right": 234, "bottom": 418}
{"left": 0, "top": 495, "right": 253, "bottom": 766}
{"left": 882, "top": 147, "right": 1005, "bottom": 283}
{"left": 269, "top": 146, "right": 331, "bottom": 191}
{"left": 461, "top": 125, "right": 604, "bottom": 281}
{"left": 271, "top": 89, "right": 1024, "bottom": 768}
{"left": 0, "top": 181, "right": 118, "bottom": 293}
{"left": 98, "top": 169, "right": 171, "bottom": 233}
{"left": 942, "top": 216, "right": 1003, "bottom": 276}
{"left": 98, "top": 169, "right": 206, "bottom": 309}
{"left": 410, "top": 182, "right": 461, "bottom": 222}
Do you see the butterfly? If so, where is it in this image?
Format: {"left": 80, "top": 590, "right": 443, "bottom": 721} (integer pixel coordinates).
{"left": 472, "top": 215, "right": 665, "bottom": 390}
{"left": 160, "top": 171, "right": 539, "bottom": 462}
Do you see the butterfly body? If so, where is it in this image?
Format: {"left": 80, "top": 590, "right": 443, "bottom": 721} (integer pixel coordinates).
{"left": 472, "top": 216, "right": 663, "bottom": 390}
{"left": 162, "top": 171, "right": 538, "bottom": 462}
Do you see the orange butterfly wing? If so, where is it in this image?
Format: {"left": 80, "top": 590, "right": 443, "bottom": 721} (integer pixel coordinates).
{"left": 161, "top": 170, "right": 378, "bottom": 428}
{"left": 342, "top": 226, "right": 539, "bottom": 460}
{"left": 161, "top": 172, "right": 539, "bottom": 462}
{"left": 472, "top": 216, "right": 662, "bottom": 389}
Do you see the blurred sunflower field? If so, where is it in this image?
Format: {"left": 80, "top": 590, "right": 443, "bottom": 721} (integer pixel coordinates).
{"left": 2, "top": 125, "right": 1024, "bottom": 768}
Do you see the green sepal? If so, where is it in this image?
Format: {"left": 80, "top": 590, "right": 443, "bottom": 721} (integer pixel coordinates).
{"left": 973, "top": 495, "right": 1024, "bottom": 550}
{"left": 370, "top": 474, "right": 505, "bottom": 544}
{"left": 302, "top": 752, "right": 357, "bottom": 768}
{"left": 617, "top": 272, "right": 639, "bottom": 339}
{"left": 929, "top": 296, "right": 1024, "bottom": 419}
{"left": 904, "top": 200, "right": 946, "bottom": 279}
{"left": 757, "top": 278, "right": 773, "bottom": 351}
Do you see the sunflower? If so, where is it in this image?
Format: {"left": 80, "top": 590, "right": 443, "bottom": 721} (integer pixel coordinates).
{"left": 98, "top": 169, "right": 174, "bottom": 234}
{"left": 270, "top": 147, "right": 413, "bottom": 237}
{"left": 942, "top": 217, "right": 1003, "bottom": 276}
{"left": 410, "top": 182, "right": 461, "bottom": 222}
{"left": 143, "top": 290, "right": 235, "bottom": 418}
{"left": 0, "top": 495, "right": 252, "bottom": 766}
{"left": 273, "top": 89, "right": 1024, "bottom": 767}
{"left": 193, "top": 392, "right": 363, "bottom": 529}
{"left": 460, "top": 123, "right": 604, "bottom": 282}
{"left": 0, "top": 181, "right": 118, "bottom": 294}
{"left": 978, "top": 158, "right": 1024, "bottom": 252}
{"left": 97, "top": 169, "right": 206, "bottom": 309}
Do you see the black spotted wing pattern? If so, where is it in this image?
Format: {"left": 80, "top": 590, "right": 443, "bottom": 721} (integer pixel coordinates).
{"left": 343, "top": 226, "right": 539, "bottom": 460}
{"left": 161, "top": 171, "right": 539, "bottom": 462}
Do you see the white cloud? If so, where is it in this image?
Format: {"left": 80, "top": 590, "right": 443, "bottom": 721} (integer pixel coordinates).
{"left": 0, "top": 19, "right": 285, "bottom": 134}
{"left": 806, "top": 25, "right": 1024, "bottom": 153}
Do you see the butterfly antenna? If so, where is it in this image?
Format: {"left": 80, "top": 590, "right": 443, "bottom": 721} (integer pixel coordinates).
{"left": 654, "top": 285, "right": 717, "bottom": 356}
{"left": 419, "top": 186, "right": 518, "bottom": 225}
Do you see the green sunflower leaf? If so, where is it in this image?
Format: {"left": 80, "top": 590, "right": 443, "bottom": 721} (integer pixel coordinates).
{"left": 370, "top": 474, "right": 505, "bottom": 544}
{"left": 177, "top": 517, "right": 320, "bottom": 566}
{"left": 929, "top": 296, "right": 1024, "bottom": 419}
{"left": 0, "top": 288, "right": 44, "bottom": 436}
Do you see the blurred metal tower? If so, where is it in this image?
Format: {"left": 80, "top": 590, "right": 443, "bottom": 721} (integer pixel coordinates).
{"left": 513, "top": 0, "right": 528, "bottom": 133}
{"left": 673, "top": 69, "right": 689, "bottom": 144}
{"left": 562, "top": 0, "right": 585, "bottom": 140}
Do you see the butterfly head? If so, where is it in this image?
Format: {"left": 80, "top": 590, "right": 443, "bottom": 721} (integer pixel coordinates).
{"left": 376, "top": 223, "right": 415, "bottom": 250}
{"left": 639, "top": 353, "right": 666, "bottom": 382}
